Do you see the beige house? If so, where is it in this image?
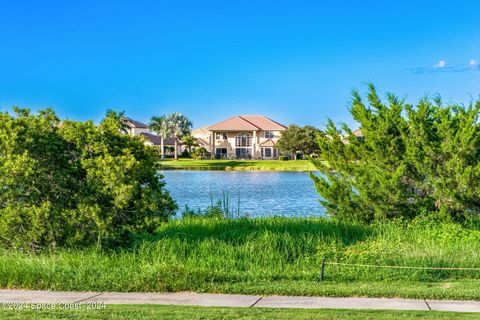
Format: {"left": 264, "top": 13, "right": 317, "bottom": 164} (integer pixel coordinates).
{"left": 192, "top": 115, "right": 287, "bottom": 159}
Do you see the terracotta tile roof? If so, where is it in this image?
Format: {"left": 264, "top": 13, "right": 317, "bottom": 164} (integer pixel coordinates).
{"left": 140, "top": 132, "right": 182, "bottom": 146}
{"left": 208, "top": 115, "right": 287, "bottom": 131}
{"left": 240, "top": 115, "right": 287, "bottom": 130}
{"left": 122, "top": 117, "right": 148, "bottom": 129}
{"left": 259, "top": 139, "right": 276, "bottom": 147}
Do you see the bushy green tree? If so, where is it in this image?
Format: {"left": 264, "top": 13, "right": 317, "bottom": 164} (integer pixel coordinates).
{"left": 0, "top": 108, "right": 177, "bottom": 249}
{"left": 277, "top": 125, "right": 320, "bottom": 159}
{"left": 191, "top": 147, "right": 208, "bottom": 160}
{"left": 311, "top": 84, "right": 480, "bottom": 223}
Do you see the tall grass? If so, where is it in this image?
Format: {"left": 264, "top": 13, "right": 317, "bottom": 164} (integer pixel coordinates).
{"left": 182, "top": 191, "right": 243, "bottom": 219}
{"left": 0, "top": 217, "right": 479, "bottom": 299}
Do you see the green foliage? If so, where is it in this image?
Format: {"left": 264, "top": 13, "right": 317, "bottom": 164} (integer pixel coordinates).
{"left": 181, "top": 204, "right": 224, "bottom": 219}
{"left": 158, "top": 159, "right": 315, "bottom": 171}
{"left": 0, "top": 108, "right": 177, "bottom": 249}
{"left": 181, "top": 134, "right": 198, "bottom": 153}
{"left": 311, "top": 84, "right": 480, "bottom": 223}
{"left": 1, "top": 217, "right": 480, "bottom": 299}
{"left": 148, "top": 115, "right": 169, "bottom": 158}
{"left": 166, "top": 112, "right": 192, "bottom": 160}
{"left": 191, "top": 147, "right": 208, "bottom": 160}
{"left": 278, "top": 155, "right": 289, "bottom": 161}
{"left": 180, "top": 149, "right": 191, "bottom": 158}
{"left": 277, "top": 125, "right": 320, "bottom": 158}
{"left": 182, "top": 191, "right": 242, "bottom": 219}
{"left": 2, "top": 304, "right": 474, "bottom": 320}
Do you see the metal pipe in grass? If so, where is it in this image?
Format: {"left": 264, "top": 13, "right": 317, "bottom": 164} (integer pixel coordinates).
{"left": 320, "top": 257, "right": 326, "bottom": 281}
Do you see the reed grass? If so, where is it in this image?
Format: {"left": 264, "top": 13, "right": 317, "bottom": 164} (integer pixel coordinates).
{"left": 1, "top": 217, "right": 479, "bottom": 299}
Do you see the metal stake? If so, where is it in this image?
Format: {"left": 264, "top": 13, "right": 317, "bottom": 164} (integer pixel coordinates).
{"left": 320, "top": 257, "right": 325, "bottom": 281}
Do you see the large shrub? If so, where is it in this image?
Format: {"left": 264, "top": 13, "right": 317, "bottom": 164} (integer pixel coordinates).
{"left": 0, "top": 108, "right": 177, "bottom": 249}
{"left": 277, "top": 125, "right": 320, "bottom": 159}
{"left": 311, "top": 85, "right": 480, "bottom": 223}
{"left": 191, "top": 147, "right": 208, "bottom": 160}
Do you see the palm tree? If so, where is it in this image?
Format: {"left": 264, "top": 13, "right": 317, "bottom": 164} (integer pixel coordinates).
{"left": 166, "top": 112, "right": 192, "bottom": 160}
{"left": 182, "top": 134, "right": 198, "bottom": 154}
{"left": 105, "top": 109, "right": 130, "bottom": 134}
{"left": 149, "top": 115, "right": 170, "bottom": 159}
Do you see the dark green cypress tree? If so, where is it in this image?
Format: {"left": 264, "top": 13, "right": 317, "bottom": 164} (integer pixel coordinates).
{"left": 311, "top": 84, "right": 480, "bottom": 223}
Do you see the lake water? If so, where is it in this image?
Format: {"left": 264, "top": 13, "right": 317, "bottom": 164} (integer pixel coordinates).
{"left": 159, "top": 170, "right": 326, "bottom": 217}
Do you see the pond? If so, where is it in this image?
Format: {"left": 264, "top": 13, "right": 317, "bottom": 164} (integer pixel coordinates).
{"left": 159, "top": 170, "right": 326, "bottom": 217}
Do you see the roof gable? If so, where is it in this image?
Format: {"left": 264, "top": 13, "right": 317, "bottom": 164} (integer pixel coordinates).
{"left": 259, "top": 139, "right": 276, "bottom": 147}
{"left": 208, "top": 115, "right": 286, "bottom": 131}
{"left": 208, "top": 116, "right": 260, "bottom": 131}
{"left": 240, "top": 115, "right": 287, "bottom": 130}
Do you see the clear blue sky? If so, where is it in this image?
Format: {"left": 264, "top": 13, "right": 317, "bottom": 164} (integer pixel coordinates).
{"left": 1, "top": 0, "right": 479, "bottom": 129}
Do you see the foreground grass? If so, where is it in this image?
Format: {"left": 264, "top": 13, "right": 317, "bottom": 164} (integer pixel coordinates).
{"left": 1, "top": 305, "right": 478, "bottom": 320}
{"left": 1, "top": 217, "right": 480, "bottom": 299}
{"left": 158, "top": 159, "right": 316, "bottom": 171}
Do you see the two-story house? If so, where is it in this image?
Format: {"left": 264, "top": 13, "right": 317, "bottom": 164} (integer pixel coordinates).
{"left": 192, "top": 115, "right": 287, "bottom": 159}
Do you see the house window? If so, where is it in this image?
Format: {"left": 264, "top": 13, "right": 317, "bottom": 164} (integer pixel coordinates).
{"left": 216, "top": 132, "right": 227, "bottom": 140}
{"left": 235, "top": 133, "right": 251, "bottom": 147}
{"left": 265, "top": 131, "right": 275, "bottom": 139}
{"left": 264, "top": 147, "right": 272, "bottom": 157}
{"left": 215, "top": 148, "right": 228, "bottom": 158}
{"left": 235, "top": 148, "right": 251, "bottom": 159}
{"left": 261, "top": 147, "right": 277, "bottom": 158}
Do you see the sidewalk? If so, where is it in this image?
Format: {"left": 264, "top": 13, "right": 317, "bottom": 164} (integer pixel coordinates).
{"left": 0, "top": 290, "right": 479, "bottom": 313}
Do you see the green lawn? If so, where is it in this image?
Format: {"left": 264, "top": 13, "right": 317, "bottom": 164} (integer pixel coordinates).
{"left": 1, "top": 305, "right": 478, "bottom": 320}
{"left": 158, "top": 159, "right": 316, "bottom": 171}
{"left": 1, "top": 217, "right": 480, "bottom": 300}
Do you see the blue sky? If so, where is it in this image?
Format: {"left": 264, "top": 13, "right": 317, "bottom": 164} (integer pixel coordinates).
{"left": 1, "top": 0, "right": 479, "bottom": 129}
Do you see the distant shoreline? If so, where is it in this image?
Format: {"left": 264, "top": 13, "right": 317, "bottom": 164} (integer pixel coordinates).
{"left": 158, "top": 159, "right": 317, "bottom": 172}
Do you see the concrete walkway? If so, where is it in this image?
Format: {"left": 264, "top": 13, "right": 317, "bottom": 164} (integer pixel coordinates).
{"left": 0, "top": 290, "right": 479, "bottom": 313}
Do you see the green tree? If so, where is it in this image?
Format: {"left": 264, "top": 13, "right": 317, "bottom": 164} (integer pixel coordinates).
{"left": 166, "top": 112, "right": 192, "bottom": 160}
{"left": 191, "top": 147, "right": 208, "bottom": 160}
{"left": 182, "top": 134, "right": 198, "bottom": 154}
{"left": 277, "top": 125, "right": 320, "bottom": 159}
{"left": 106, "top": 109, "right": 130, "bottom": 134}
{"left": 0, "top": 108, "right": 177, "bottom": 249}
{"left": 149, "top": 115, "right": 170, "bottom": 159}
{"left": 311, "top": 84, "right": 480, "bottom": 223}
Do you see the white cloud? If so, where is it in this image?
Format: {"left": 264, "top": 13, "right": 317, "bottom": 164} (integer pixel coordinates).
{"left": 434, "top": 59, "right": 446, "bottom": 68}
{"left": 409, "top": 59, "right": 479, "bottom": 74}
